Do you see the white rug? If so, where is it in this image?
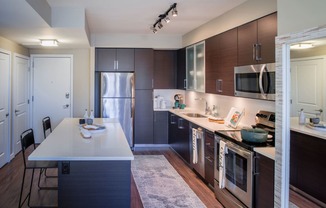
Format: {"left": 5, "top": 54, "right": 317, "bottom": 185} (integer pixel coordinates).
{"left": 131, "top": 155, "right": 206, "bottom": 208}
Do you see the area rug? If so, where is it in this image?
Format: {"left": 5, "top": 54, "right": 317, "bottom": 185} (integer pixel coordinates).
{"left": 131, "top": 155, "right": 206, "bottom": 208}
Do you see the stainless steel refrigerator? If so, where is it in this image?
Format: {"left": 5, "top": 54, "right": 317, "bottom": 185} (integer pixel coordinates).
{"left": 101, "top": 72, "right": 134, "bottom": 148}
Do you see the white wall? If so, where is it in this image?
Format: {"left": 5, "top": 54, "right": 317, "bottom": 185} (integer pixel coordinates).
{"left": 277, "top": 0, "right": 326, "bottom": 36}
{"left": 29, "top": 48, "right": 90, "bottom": 117}
{"left": 182, "top": 0, "right": 277, "bottom": 47}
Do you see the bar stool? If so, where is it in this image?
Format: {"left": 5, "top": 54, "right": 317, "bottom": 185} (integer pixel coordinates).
{"left": 18, "top": 128, "right": 57, "bottom": 208}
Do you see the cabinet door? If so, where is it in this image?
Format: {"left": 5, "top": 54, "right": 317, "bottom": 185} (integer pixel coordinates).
{"left": 153, "top": 111, "right": 168, "bottom": 144}
{"left": 176, "top": 118, "right": 190, "bottom": 164}
{"left": 177, "top": 48, "right": 186, "bottom": 90}
{"left": 186, "top": 46, "right": 195, "bottom": 90}
{"left": 168, "top": 113, "right": 178, "bottom": 148}
{"left": 205, "top": 34, "right": 219, "bottom": 94}
{"left": 217, "top": 28, "right": 237, "bottom": 96}
{"left": 116, "top": 49, "right": 135, "bottom": 71}
{"left": 254, "top": 153, "right": 274, "bottom": 208}
{"left": 205, "top": 130, "right": 215, "bottom": 186}
{"left": 95, "top": 48, "right": 116, "bottom": 71}
{"left": 257, "top": 13, "right": 277, "bottom": 64}
{"left": 154, "top": 50, "right": 176, "bottom": 89}
{"left": 195, "top": 42, "right": 205, "bottom": 92}
{"left": 135, "top": 49, "right": 154, "bottom": 90}
{"left": 237, "top": 20, "right": 257, "bottom": 66}
{"left": 134, "top": 90, "right": 153, "bottom": 144}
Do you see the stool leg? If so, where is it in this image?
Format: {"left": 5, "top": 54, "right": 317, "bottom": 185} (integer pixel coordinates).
{"left": 27, "top": 169, "right": 35, "bottom": 207}
{"left": 18, "top": 168, "right": 27, "bottom": 208}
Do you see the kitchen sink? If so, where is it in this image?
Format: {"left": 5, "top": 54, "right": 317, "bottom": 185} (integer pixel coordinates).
{"left": 183, "top": 113, "right": 207, "bottom": 118}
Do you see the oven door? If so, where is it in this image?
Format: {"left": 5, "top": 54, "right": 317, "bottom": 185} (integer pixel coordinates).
{"left": 224, "top": 140, "right": 254, "bottom": 208}
{"left": 234, "top": 63, "right": 275, "bottom": 100}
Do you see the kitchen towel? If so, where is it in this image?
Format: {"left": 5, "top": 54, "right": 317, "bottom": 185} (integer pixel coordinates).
{"left": 192, "top": 128, "right": 198, "bottom": 164}
{"left": 219, "top": 140, "right": 228, "bottom": 189}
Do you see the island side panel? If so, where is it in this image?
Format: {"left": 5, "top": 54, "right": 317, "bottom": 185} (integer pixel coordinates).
{"left": 58, "top": 161, "right": 131, "bottom": 208}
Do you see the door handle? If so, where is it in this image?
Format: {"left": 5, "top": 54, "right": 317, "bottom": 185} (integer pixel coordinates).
{"left": 15, "top": 110, "right": 20, "bottom": 115}
{"left": 6, "top": 113, "right": 9, "bottom": 117}
{"left": 63, "top": 104, "right": 69, "bottom": 109}
{"left": 65, "top": 93, "right": 70, "bottom": 99}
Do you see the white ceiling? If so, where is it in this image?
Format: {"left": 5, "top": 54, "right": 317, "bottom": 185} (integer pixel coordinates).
{"left": 0, "top": 0, "right": 247, "bottom": 49}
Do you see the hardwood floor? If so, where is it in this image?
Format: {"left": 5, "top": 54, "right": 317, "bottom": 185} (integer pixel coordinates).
{"left": 0, "top": 146, "right": 222, "bottom": 208}
{"left": 0, "top": 146, "right": 321, "bottom": 208}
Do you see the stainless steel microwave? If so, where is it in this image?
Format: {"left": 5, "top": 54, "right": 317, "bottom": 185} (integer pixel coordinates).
{"left": 234, "top": 63, "right": 275, "bottom": 101}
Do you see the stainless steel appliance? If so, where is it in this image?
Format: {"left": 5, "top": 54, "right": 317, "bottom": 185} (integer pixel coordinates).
{"left": 190, "top": 124, "right": 205, "bottom": 178}
{"left": 234, "top": 63, "right": 275, "bottom": 101}
{"left": 214, "top": 110, "right": 276, "bottom": 208}
{"left": 101, "top": 72, "right": 134, "bottom": 147}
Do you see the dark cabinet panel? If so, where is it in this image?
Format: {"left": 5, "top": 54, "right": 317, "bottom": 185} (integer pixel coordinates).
{"left": 134, "top": 90, "right": 153, "bottom": 144}
{"left": 290, "top": 131, "right": 326, "bottom": 204}
{"left": 205, "top": 130, "right": 215, "bottom": 186}
{"left": 237, "top": 13, "right": 277, "bottom": 66}
{"left": 177, "top": 48, "right": 186, "bottom": 90}
{"left": 135, "top": 49, "right": 154, "bottom": 90}
{"left": 254, "top": 153, "right": 274, "bottom": 208}
{"left": 168, "top": 113, "right": 190, "bottom": 164}
{"left": 153, "top": 111, "right": 168, "bottom": 144}
{"left": 205, "top": 28, "right": 237, "bottom": 96}
{"left": 95, "top": 48, "right": 134, "bottom": 71}
{"left": 154, "top": 50, "right": 177, "bottom": 89}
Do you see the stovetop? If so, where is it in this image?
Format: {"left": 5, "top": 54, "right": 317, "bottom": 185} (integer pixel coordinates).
{"left": 214, "top": 110, "right": 275, "bottom": 151}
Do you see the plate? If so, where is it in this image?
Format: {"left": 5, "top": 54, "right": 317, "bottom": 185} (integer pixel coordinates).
{"left": 81, "top": 124, "right": 106, "bottom": 132}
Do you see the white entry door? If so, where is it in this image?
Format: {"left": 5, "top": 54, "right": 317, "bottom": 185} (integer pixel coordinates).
{"left": 32, "top": 55, "right": 73, "bottom": 143}
{"left": 0, "top": 50, "right": 10, "bottom": 168}
{"left": 12, "top": 54, "right": 30, "bottom": 155}
{"left": 291, "top": 57, "right": 325, "bottom": 119}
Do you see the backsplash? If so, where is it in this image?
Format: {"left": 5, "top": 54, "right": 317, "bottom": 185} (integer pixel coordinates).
{"left": 153, "top": 89, "right": 186, "bottom": 110}
{"left": 185, "top": 91, "right": 275, "bottom": 127}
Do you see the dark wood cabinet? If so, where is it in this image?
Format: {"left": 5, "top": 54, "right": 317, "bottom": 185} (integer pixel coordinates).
{"left": 237, "top": 13, "right": 277, "bottom": 66}
{"left": 205, "top": 28, "right": 237, "bottom": 96}
{"left": 177, "top": 48, "right": 186, "bottom": 90}
{"left": 290, "top": 131, "right": 326, "bottom": 204}
{"left": 95, "top": 48, "right": 134, "bottom": 71}
{"left": 254, "top": 153, "right": 274, "bottom": 208}
{"left": 205, "top": 130, "right": 215, "bottom": 187}
{"left": 168, "top": 113, "right": 190, "bottom": 164}
{"left": 135, "top": 49, "right": 154, "bottom": 90}
{"left": 154, "top": 50, "right": 177, "bottom": 89}
{"left": 134, "top": 90, "right": 153, "bottom": 144}
{"left": 153, "top": 111, "right": 168, "bottom": 144}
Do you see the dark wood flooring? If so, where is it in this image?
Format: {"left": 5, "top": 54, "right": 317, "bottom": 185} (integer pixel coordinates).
{"left": 0, "top": 146, "right": 321, "bottom": 208}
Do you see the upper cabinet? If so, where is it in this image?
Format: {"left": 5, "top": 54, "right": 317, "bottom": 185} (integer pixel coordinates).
{"left": 205, "top": 28, "right": 237, "bottom": 96}
{"left": 153, "top": 50, "right": 177, "bottom": 89}
{"left": 135, "top": 48, "right": 154, "bottom": 90}
{"left": 177, "top": 48, "right": 186, "bottom": 90}
{"left": 95, "top": 48, "right": 135, "bottom": 71}
{"left": 186, "top": 41, "right": 205, "bottom": 92}
{"left": 237, "top": 13, "right": 277, "bottom": 66}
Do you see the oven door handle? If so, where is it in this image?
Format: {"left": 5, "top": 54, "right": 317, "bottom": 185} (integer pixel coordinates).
{"left": 259, "top": 64, "right": 267, "bottom": 99}
{"left": 225, "top": 141, "right": 252, "bottom": 158}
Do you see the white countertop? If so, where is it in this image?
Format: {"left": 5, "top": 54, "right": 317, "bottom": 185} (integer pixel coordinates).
{"left": 29, "top": 118, "right": 134, "bottom": 161}
{"left": 290, "top": 117, "right": 326, "bottom": 140}
{"left": 254, "top": 147, "right": 275, "bottom": 160}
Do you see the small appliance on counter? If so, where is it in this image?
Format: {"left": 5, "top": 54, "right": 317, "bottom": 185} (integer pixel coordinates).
{"left": 173, "top": 94, "right": 184, "bottom": 109}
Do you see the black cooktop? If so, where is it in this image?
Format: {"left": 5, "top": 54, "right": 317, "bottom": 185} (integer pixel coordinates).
{"left": 214, "top": 130, "right": 274, "bottom": 151}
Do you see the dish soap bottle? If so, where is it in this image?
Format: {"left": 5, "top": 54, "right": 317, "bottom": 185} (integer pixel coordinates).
{"left": 299, "top": 109, "right": 305, "bottom": 125}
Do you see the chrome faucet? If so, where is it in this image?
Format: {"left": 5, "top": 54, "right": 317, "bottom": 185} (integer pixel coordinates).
{"left": 195, "top": 97, "right": 210, "bottom": 115}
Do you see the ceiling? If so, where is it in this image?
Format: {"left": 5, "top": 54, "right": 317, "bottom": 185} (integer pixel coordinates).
{"left": 0, "top": 0, "right": 247, "bottom": 49}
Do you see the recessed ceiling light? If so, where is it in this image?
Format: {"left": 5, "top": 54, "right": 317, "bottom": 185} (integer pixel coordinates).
{"left": 290, "top": 43, "right": 313, "bottom": 49}
{"left": 40, "top": 39, "right": 58, "bottom": 47}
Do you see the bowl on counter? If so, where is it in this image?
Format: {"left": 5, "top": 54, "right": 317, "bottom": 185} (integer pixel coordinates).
{"left": 240, "top": 128, "right": 268, "bottom": 143}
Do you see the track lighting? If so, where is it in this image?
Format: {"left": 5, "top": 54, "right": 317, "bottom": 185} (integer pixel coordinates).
{"left": 150, "top": 3, "right": 177, "bottom": 34}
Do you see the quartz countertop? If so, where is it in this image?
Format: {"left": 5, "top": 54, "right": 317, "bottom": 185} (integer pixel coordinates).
{"left": 254, "top": 147, "right": 275, "bottom": 160}
{"left": 290, "top": 117, "right": 326, "bottom": 141}
{"left": 29, "top": 118, "right": 134, "bottom": 161}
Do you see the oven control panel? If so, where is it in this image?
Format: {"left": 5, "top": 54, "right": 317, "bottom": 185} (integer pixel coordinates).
{"left": 255, "top": 110, "right": 275, "bottom": 128}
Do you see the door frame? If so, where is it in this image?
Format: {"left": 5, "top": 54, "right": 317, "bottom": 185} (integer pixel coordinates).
{"left": 30, "top": 54, "right": 74, "bottom": 131}
{"left": 0, "top": 48, "right": 11, "bottom": 163}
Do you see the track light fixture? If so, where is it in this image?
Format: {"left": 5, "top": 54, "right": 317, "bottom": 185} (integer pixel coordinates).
{"left": 151, "top": 3, "right": 177, "bottom": 34}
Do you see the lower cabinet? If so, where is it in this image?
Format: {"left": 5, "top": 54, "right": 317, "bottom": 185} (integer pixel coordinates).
{"left": 205, "top": 130, "right": 215, "bottom": 187}
{"left": 153, "top": 111, "right": 168, "bottom": 144}
{"left": 254, "top": 152, "right": 274, "bottom": 208}
{"left": 168, "top": 113, "right": 190, "bottom": 163}
{"left": 290, "top": 131, "right": 326, "bottom": 204}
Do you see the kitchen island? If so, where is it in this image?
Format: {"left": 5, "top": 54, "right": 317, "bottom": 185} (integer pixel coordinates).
{"left": 29, "top": 118, "right": 134, "bottom": 208}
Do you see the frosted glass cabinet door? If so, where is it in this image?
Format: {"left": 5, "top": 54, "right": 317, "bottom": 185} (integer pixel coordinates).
{"left": 186, "top": 47, "right": 195, "bottom": 90}
{"left": 195, "top": 42, "right": 205, "bottom": 92}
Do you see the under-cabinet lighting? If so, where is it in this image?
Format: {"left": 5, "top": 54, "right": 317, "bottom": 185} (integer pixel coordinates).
{"left": 290, "top": 43, "right": 313, "bottom": 49}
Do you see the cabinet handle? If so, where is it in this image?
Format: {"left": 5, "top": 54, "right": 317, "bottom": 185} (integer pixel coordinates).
{"left": 252, "top": 44, "right": 256, "bottom": 61}
{"left": 205, "top": 156, "right": 213, "bottom": 163}
{"left": 178, "top": 118, "right": 184, "bottom": 129}
{"left": 116, "top": 60, "right": 119, "bottom": 70}
{"left": 170, "top": 114, "right": 176, "bottom": 124}
{"left": 184, "top": 79, "right": 187, "bottom": 89}
{"left": 205, "top": 142, "right": 211, "bottom": 146}
{"left": 253, "top": 155, "right": 260, "bottom": 175}
{"left": 256, "top": 44, "right": 262, "bottom": 61}
{"left": 152, "top": 79, "right": 154, "bottom": 89}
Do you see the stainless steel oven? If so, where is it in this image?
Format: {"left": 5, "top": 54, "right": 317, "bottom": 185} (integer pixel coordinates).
{"left": 214, "top": 134, "right": 254, "bottom": 208}
{"left": 234, "top": 63, "right": 275, "bottom": 101}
